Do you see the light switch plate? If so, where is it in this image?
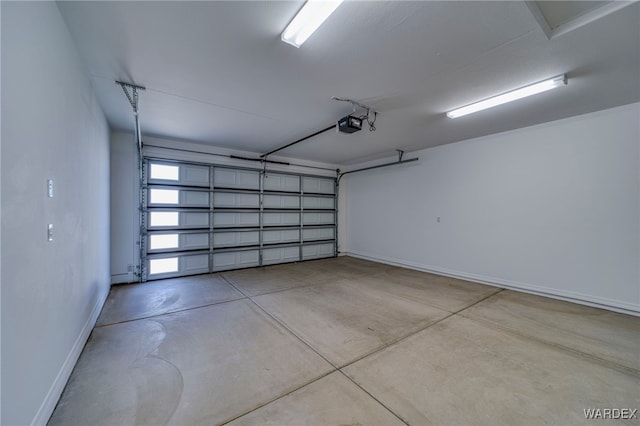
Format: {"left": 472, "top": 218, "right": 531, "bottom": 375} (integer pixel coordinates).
{"left": 48, "top": 224, "right": 54, "bottom": 241}
{"left": 47, "top": 179, "right": 54, "bottom": 198}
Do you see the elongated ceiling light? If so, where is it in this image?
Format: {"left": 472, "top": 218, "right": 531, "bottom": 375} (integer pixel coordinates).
{"left": 446, "top": 74, "right": 567, "bottom": 119}
{"left": 281, "top": 0, "right": 344, "bottom": 48}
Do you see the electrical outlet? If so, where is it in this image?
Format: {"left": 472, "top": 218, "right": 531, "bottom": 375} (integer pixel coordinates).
{"left": 127, "top": 264, "right": 133, "bottom": 272}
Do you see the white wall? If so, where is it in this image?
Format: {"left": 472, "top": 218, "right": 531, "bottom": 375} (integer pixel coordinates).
{"left": 110, "top": 134, "right": 342, "bottom": 283}
{"left": 345, "top": 103, "right": 639, "bottom": 314}
{"left": 1, "top": 3, "right": 111, "bottom": 425}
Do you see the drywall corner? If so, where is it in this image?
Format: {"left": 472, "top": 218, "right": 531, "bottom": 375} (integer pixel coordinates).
{"left": 110, "top": 131, "right": 139, "bottom": 284}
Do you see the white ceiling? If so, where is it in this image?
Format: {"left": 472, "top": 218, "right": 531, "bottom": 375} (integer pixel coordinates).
{"left": 57, "top": 1, "right": 639, "bottom": 165}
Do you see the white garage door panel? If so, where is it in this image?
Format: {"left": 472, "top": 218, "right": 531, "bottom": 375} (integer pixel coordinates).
{"left": 143, "top": 159, "right": 336, "bottom": 281}
{"left": 213, "top": 250, "right": 260, "bottom": 271}
{"left": 182, "top": 233, "right": 210, "bottom": 250}
{"left": 302, "top": 196, "right": 335, "bottom": 209}
{"left": 302, "top": 227, "right": 335, "bottom": 241}
{"left": 263, "top": 212, "right": 300, "bottom": 226}
{"left": 263, "top": 194, "right": 300, "bottom": 209}
{"left": 213, "top": 212, "right": 260, "bottom": 227}
{"left": 264, "top": 173, "right": 300, "bottom": 192}
{"left": 302, "top": 243, "right": 335, "bottom": 260}
{"left": 182, "top": 212, "right": 210, "bottom": 228}
{"left": 263, "top": 247, "right": 300, "bottom": 265}
{"left": 213, "top": 231, "right": 260, "bottom": 248}
{"left": 183, "top": 254, "right": 210, "bottom": 274}
{"left": 213, "top": 192, "right": 260, "bottom": 208}
{"left": 263, "top": 229, "right": 300, "bottom": 244}
{"left": 181, "top": 190, "right": 210, "bottom": 207}
{"left": 302, "top": 177, "right": 335, "bottom": 194}
{"left": 214, "top": 168, "right": 260, "bottom": 190}
{"left": 181, "top": 165, "right": 210, "bottom": 187}
{"left": 303, "top": 212, "right": 335, "bottom": 225}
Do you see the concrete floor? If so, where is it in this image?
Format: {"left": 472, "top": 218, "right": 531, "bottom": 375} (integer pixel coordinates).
{"left": 49, "top": 256, "right": 639, "bottom": 426}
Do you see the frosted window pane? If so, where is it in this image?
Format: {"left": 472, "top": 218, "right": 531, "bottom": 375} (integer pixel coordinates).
{"left": 150, "top": 164, "right": 179, "bottom": 181}
{"left": 150, "top": 212, "right": 179, "bottom": 227}
{"left": 150, "top": 234, "right": 179, "bottom": 250}
{"left": 149, "top": 258, "right": 178, "bottom": 274}
{"left": 150, "top": 189, "right": 179, "bottom": 204}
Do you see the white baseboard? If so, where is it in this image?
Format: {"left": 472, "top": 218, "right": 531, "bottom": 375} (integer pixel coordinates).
{"left": 346, "top": 250, "right": 640, "bottom": 317}
{"left": 31, "top": 286, "right": 109, "bottom": 426}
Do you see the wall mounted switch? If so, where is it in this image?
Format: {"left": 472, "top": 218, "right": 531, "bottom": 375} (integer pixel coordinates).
{"left": 48, "top": 224, "right": 54, "bottom": 241}
{"left": 47, "top": 179, "right": 54, "bottom": 198}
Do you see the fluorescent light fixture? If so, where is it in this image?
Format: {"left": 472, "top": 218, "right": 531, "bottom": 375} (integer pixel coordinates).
{"left": 281, "top": 0, "right": 344, "bottom": 48}
{"left": 446, "top": 74, "right": 567, "bottom": 119}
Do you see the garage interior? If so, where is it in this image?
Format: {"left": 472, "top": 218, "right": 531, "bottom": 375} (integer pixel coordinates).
{"left": 1, "top": 1, "right": 639, "bottom": 425}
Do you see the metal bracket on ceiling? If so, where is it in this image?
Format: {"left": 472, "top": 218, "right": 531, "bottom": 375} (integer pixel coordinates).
{"left": 397, "top": 149, "right": 404, "bottom": 161}
{"left": 116, "top": 80, "right": 146, "bottom": 152}
{"left": 116, "top": 81, "right": 146, "bottom": 112}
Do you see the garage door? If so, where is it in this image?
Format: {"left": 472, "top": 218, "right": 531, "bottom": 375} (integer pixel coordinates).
{"left": 141, "top": 159, "right": 337, "bottom": 281}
